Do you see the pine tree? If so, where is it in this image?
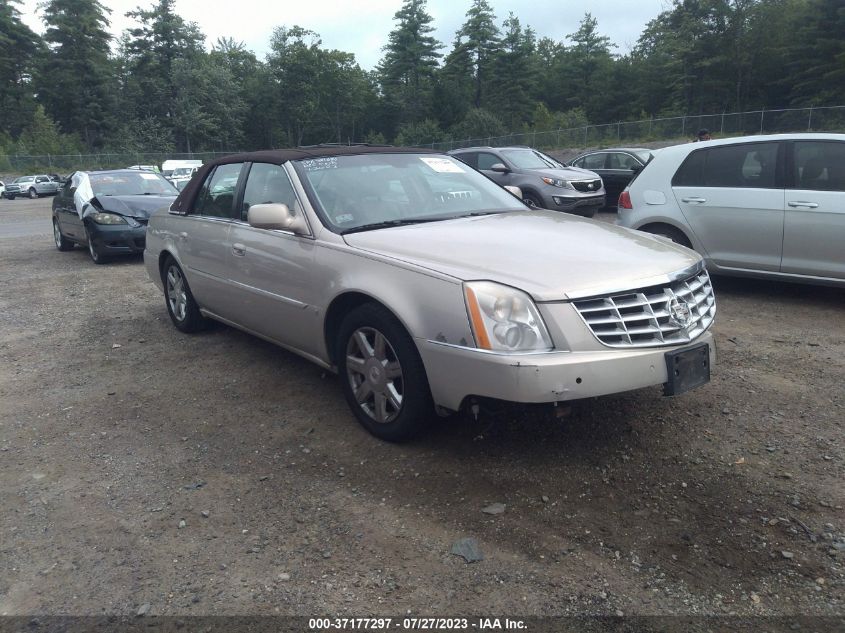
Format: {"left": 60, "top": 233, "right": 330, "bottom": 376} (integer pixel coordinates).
{"left": 37, "top": 0, "right": 117, "bottom": 149}
{"left": 0, "top": 0, "right": 43, "bottom": 139}
{"left": 378, "top": 0, "right": 442, "bottom": 125}
{"left": 456, "top": 0, "right": 500, "bottom": 108}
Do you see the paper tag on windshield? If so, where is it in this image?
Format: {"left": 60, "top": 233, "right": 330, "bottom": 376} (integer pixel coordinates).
{"left": 140, "top": 173, "right": 159, "bottom": 180}
{"left": 419, "top": 157, "right": 465, "bottom": 173}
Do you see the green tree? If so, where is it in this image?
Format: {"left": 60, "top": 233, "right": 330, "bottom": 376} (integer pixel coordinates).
{"left": 123, "top": 0, "right": 204, "bottom": 135}
{"left": 455, "top": 0, "right": 500, "bottom": 108}
{"left": 172, "top": 53, "right": 245, "bottom": 152}
{"left": 37, "top": 0, "right": 117, "bottom": 149}
{"left": 0, "top": 0, "right": 43, "bottom": 139}
{"left": 378, "top": 0, "right": 442, "bottom": 125}
{"left": 783, "top": 0, "right": 845, "bottom": 106}
{"left": 563, "top": 13, "right": 616, "bottom": 119}
{"left": 16, "top": 104, "right": 81, "bottom": 155}
{"left": 489, "top": 13, "right": 537, "bottom": 130}
{"left": 394, "top": 118, "right": 446, "bottom": 146}
{"left": 449, "top": 107, "right": 505, "bottom": 141}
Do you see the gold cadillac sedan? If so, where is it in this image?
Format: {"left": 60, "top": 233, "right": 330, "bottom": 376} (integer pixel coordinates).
{"left": 144, "top": 146, "right": 716, "bottom": 441}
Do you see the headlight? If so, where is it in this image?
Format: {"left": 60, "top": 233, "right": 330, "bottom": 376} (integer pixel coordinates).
{"left": 90, "top": 212, "right": 127, "bottom": 225}
{"left": 542, "top": 177, "right": 573, "bottom": 189}
{"left": 463, "top": 281, "right": 554, "bottom": 352}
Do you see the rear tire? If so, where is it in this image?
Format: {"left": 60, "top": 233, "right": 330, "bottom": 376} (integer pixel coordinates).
{"left": 336, "top": 303, "right": 433, "bottom": 442}
{"left": 162, "top": 257, "right": 206, "bottom": 333}
{"left": 53, "top": 219, "right": 73, "bottom": 251}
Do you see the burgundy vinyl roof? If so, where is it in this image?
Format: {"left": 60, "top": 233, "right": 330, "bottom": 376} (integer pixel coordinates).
{"left": 171, "top": 145, "right": 440, "bottom": 214}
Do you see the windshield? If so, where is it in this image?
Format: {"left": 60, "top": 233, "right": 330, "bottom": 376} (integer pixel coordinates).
{"left": 14, "top": 177, "right": 34, "bottom": 183}
{"left": 172, "top": 167, "right": 194, "bottom": 177}
{"left": 89, "top": 172, "right": 177, "bottom": 197}
{"left": 500, "top": 149, "right": 563, "bottom": 170}
{"left": 294, "top": 153, "right": 526, "bottom": 232}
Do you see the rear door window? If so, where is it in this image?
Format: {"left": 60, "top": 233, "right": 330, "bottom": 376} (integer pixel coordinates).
{"left": 580, "top": 153, "right": 607, "bottom": 170}
{"left": 192, "top": 163, "right": 243, "bottom": 218}
{"left": 672, "top": 142, "right": 779, "bottom": 188}
{"left": 792, "top": 141, "right": 845, "bottom": 191}
{"left": 608, "top": 153, "right": 639, "bottom": 170}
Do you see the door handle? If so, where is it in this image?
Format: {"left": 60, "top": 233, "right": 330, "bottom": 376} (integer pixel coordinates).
{"left": 178, "top": 231, "right": 188, "bottom": 241}
{"left": 787, "top": 201, "right": 819, "bottom": 208}
{"left": 681, "top": 197, "right": 707, "bottom": 204}
{"left": 232, "top": 243, "right": 246, "bottom": 257}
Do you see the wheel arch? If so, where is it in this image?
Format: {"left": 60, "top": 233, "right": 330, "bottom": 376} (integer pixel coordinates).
{"left": 323, "top": 291, "right": 412, "bottom": 367}
{"left": 637, "top": 221, "right": 694, "bottom": 249}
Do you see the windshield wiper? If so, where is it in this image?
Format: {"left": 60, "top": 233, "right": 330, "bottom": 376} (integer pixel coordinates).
{"left": 341, "top": 217, "right": 449, "bottom": 235}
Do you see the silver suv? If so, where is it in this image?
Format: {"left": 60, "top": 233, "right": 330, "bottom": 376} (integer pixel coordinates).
{"left": 449, "top": 146, "right": 605, "bottom": 217}
{"left": 145, "top": 146, "right": 715, "bottom": 441}
{"left": 4, "top": 174, "right": 62, "bottom": 199}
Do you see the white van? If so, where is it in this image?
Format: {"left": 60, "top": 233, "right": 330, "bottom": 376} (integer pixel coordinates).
{"left": 161, "top": 159, "right": 202, "bottom": 179}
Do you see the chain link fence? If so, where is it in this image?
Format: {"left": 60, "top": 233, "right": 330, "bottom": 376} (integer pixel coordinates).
{"left": 2, "top": 106, "right": 844, "bottom": 175}
{"left": 423, "top": 105, "right": 845, "bottom": 152}
{"left": 0, "top": 151, "right": 239, "bottom": 176}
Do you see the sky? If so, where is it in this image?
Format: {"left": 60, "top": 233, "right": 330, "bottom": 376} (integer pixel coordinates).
{"left": 19, "top": 0, "right": 669, "bottom": 70}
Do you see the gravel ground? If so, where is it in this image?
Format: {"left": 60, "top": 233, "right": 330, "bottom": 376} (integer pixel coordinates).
{"left": 0, "top": 197, "right": 843, "bottom": 618}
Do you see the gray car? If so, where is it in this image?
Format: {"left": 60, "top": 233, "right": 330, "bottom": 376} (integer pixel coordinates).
{"left": 4, "top": 174, "right": 62, "bottom": 199}
{"left": 449, "top": 146, "right": 605, "bottom": 217}
{"left": 617, "top": 133, "right": 845, "bottom": 287}
{"left": 145, "top": 146, "right": 715, "bottom": 441}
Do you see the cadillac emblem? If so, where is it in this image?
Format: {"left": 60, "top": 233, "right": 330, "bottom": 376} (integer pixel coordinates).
{"left": 667, "top": 296, "right": 693, "bottom": 329}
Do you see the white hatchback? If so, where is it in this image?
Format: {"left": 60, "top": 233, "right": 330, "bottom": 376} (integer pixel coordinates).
{"left": 617, "top": 133, "right": 845, "bottom": 287}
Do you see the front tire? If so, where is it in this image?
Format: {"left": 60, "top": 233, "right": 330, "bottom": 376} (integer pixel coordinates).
{"left": 522, "top": 192, "right": 543, "bottom": 209}
{"left": 28, "top": 188, "right": 37, "bottom": 199}
{"left": 162, "top": 257, "right": 206, "bottom": 333}
{"left": 337, "top": 303, "right": 433, "bottom": 442}
{"left": 53, "top": 219, "right": 73, "bottom": 251}
{"left": 86, "top": 227, "right": 108, "bottom": 264}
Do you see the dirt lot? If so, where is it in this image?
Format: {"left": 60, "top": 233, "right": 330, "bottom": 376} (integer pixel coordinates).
{"left": 0, "top": 196, "right": 843, "bottom": 618}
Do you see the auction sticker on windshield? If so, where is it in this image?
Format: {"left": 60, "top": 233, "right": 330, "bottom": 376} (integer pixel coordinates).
{"left": 419, "top": 157, "right": 465, "bottom": 173}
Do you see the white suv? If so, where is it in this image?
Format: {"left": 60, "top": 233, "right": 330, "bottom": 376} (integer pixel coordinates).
{"left": 617, "top": 133, "right": 845, "bottom": 287}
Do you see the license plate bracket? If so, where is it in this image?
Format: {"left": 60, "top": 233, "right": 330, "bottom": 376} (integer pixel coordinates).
{"left": 664, "top": 343, "right": 710, "bottom": 396}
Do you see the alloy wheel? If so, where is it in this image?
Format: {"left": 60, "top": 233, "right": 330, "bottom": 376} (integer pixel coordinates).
{"left": 166, "top": 265, "right": 188, "bottom": 322}
{"left": 345, "top": 327, "right": 404, "bottom": 424}
{"left": 53, "top": 221, "right": 62, "bottom": 248}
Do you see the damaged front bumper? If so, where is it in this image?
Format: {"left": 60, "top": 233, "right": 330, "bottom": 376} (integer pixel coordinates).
{"left": 417, "top": 332, "right": 715, "bottom": 412}
{"left": 88, "top": 223, "right": 147, "bottom": 255}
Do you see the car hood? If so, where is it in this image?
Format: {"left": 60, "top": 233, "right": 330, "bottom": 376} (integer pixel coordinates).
{"left": 91, "top": 194, "right": 177, "bottom": 219}
{"left": 343, "top": 211, "right": 701, "bottom": 301}
{"left": 533, "top": 166, "right": 599, "bottom": 180}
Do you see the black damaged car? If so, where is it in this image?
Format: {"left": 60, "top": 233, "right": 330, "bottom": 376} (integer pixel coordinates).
{"left": 52, "top": 169, "right": 178, "bottom": 264}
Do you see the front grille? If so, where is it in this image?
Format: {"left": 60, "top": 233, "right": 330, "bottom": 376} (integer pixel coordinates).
{"left": 572, "top": 269, "right": 716, "bottom": 348}
{"left": 571, "top": 179, "right": 602, "bottom": 193}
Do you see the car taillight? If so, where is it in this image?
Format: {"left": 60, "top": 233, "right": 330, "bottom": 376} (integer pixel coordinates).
{"left": 618, "top": 191, "right": 632, "bottom": 209}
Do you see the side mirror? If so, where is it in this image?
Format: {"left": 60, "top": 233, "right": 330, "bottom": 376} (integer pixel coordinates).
{"left": 248, "top": 203, "right": 308, "bottom": 234}
{"left": 503, "top": 185, "right": 523, "bottom": 199}
{"left": 490, "top": 163, "right": 509, "bottom": 174}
